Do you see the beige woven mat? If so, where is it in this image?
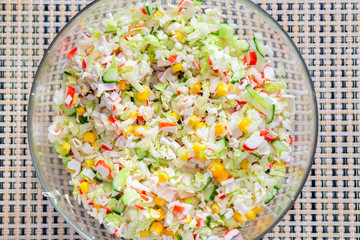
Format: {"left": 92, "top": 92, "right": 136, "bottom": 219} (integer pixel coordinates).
{"left": 0, "top": 0, "right": 359, "bottom": 239}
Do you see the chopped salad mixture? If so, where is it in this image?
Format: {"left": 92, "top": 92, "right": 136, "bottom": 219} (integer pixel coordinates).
{"left": 48, "top": 1, "right": 293, "bottom": 239}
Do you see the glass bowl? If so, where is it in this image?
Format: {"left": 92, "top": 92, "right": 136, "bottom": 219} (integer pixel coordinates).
{"left": 28, "top": 0, "right": 318, "bottom": 239}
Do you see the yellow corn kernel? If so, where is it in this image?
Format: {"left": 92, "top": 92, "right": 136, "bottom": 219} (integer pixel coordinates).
{"left": 175, "top": 31, "right": 184, "bottom": 42}
{"left": 215, "top": 170, "right": 230, "bottom": 183}
{"left": 93, "top": 201, "right": 102, "bottom": 209}
{"left": 122, "top": 125, "right": 133, "bottom": 137}
{"left": 61, "top": 142, "right": 71, "bottom": 154}
{"left": 215, "top": 123, "right": 227, "bottom": 135}
{"left": 238, "top": 118, "right": 251, "bottom": 133}
{"left": 241, "top": 160, "right": 249, "bottom": 170}
{"left": 77, "top": 107, "right": 86, "bottom": 116}
{"left": 193, "top": 142, "right": 207, "bottom": 152}
{"left": 73, "top": 93, "right": 79, "bottom": 105}
{"left": 128, "top": 110, "right": 138, "bottom": 119}
{"left": 84, "top": 159, "right": 95, "bottom": 169}
{"left": 228, "top": 83, "right": 234, "bottom": 91}
{"left": 119, "top": 80, "right": 126, "bottom": 90}
{"left": 274, "top": 162, "right": 286, "bottom": 168}
{"left": 194, "top": 122, "right": 206, "bottom": 131}
{"left": 150, "top": 222, "right": 163, "bottom": 236}
{"left": 234, "top": 211, "right": 248, "bottom": 223}
{"left": 140, "top": 230, "right": 150, "bottom": 237}
{"left": 195, "top": 151, "right": 207, "bottom": 162}
{"left": 171, "top": 63, "right": 183, "bottom": 72}
{"left": 158, "top": 172, "right": 170, "bottom": 183}
{"left": 163, "top": 228, "right": 178, "bottom": 237}
{"left": 211, "top": 203, "right": 221, "bottom": 214}
{"left": 208, "top": 161, "right": 224, "bottom": 177}
{"left": 92, "top": 32, "right": 101, "bottom": 39}
{"left": 252, "top": 206, "right": 262, "bottom": 215}
{"left": 155, "top": 209, "right": 165, "bottom": 221}
{"left": 189, "top": 115, "right": 199, "bottom": 127}
{"left": 67, "top": 168, "right": 75, "bottom": 174}
{"left": 137, "top": 85, "right": 150, "bottom": 101}
{"left": 245, "top": 210, "right": 256, "bottom": 220}
{"left": 154, "top": 196, "right": 166, "bottom": 206}
{"left": 170, "top": 112, "right": 179, "bottom": 120}
{"left": 181, "top": 215, "right": 192, "bottom": 224}
{"left": 80, "top": 181, "right": 89, "bottom": 194}
{"left": 183, "top": 197, "right": 196, "bottom": 205}
{"left": 190, "top": 82, "right": 201, "bottom": 95}
{"left": 83, "top": 132, "right": 96, "bottom": 144}
{"left": 179, "top": 148, "right": 189, "bottom": 161}
{"left": 134, "top": 125, "right": 146, "bottom": 137}
{"left": 155, "top": 10, "right": 164, "bottom": 17}
{"left": 130, "top": 8, "right": 135, "bottom": 12}
{"left": 216, "top": 82, "right": 229, "bottom": 96}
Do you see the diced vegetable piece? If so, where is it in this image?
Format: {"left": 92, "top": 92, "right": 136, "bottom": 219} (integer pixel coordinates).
{"left": 113, "top": 167, "right": 130, "bottom": 192}
{"left": 264, "top": 191, "right": 275, "bottom": 204}
{"left": 203, "top": 183, "right": 217, "bottom": 201}
{"left": 254, "top": 36, "right": 267, "bottom": 57}
{"left": 60, "top": 104, "right": 76, "bottom": 117}
{"left": 103, "top": 55, "right": 120, "bottom": 83}
{"left": 106, "top": 213, "right": 122, "bottom": 226}
{"left": 245, "top": 84, "right": 275, "bottom": 123}
{"left": 121, "top": 188, "right": 139, "bottom": 205}
{"left": 272, "top": 140, "right": 289, "bottom": 155}
{"left": 218, "top": 23, "right": 234, "bottom": 40}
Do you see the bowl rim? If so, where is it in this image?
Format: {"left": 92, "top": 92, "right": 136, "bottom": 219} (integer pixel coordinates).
{"left": 27, "top": 0, "right": 318, "bottom": 239}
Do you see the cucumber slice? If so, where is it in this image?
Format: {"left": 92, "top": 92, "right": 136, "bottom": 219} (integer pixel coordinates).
{"left": 218, "top": 23, "right": 234, "bottom": 40}
{"left": 245, "top": 84, "right": 275, "bottom": 123}
{"left": 113, "top": 168, "right": 130, "bottom": 192}
{"left": 233, "top": 39, "right": 250, "bottom": 54}
{"left": 103, "top": 184, "right": 113, "bottom": 193}
{"left": 204, "top": 183, "right": 218, "bottom": 201}
{"left": 113, "top": 202, "right": 125, "bottom": 215}
{"left": 94, "top": 172, "right": 103, "bottom": 182}
{"left": 274, "top": 176, "right": 284, "bottom": 190}
{"left": 121, "top": 188, "right": 139, "bottom": 205}
{"left": 201, "top": 177, "right": 212, "bottom": 191}
{"left": 135, "top": 148, "right": 148, "bottom": 160}
{"left": 102, "top": 55, "right": 120, "bottom": 83}
{"left": 145, "top": 5, "right": 151, "bottom": 15}
{"left": 60, "top": 104, "right": 76, "bottom": 117}
{"left": 264, "top": 191, "right": 275, "bottom": 204}
{"left": 272, "top": 140, "right": 289, "bottom": 155}
{"left": 106, "top": 198, "right": 118, "bottom": 210}
{"left": 253, "top": 36, "right": 267, "bottom": 57}
{"left": 178, "top": 236, "right": 183, "bottom": 240}
{"left": 78, "top": 116, "right": 88, "bottom": 124}
{"left": 106, "top": 213, "right": 122, "bottom": 226}
{"left": 214, "top": 137, "right": 227, "bottom": 153}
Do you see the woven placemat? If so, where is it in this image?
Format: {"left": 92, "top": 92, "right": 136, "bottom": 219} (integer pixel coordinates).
{"left": 0, "top": 0, "right": 359, "bottom": 239}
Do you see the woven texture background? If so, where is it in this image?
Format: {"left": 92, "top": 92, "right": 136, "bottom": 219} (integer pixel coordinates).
{"left": 0, "top": 0, "right": 359, "bottom": 239}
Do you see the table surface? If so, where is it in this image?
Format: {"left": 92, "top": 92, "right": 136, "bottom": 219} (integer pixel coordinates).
{"left": 1, "top": 0, "right": 359, "bottom": 239}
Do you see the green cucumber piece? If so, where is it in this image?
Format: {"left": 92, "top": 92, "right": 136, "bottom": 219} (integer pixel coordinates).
{"left": 60, "top": 104, "right": 76, "bottom": 117}
{"left": 253, "top": 36, "right": 267, "bottom": 57}
{"left": 113, "top": 202, "right": 125, "bottom": 215}
{"left": 264, "top": 191, "right": 275, "bottom": 204}
{"left": 94, "top": 172, "right": 103, "bottom": 182}
{"left": 218, "top": 23, "right": 234, "bottom": 40}
{"left": 106, "top": 213, "right": 122, "bottom": 226}
{"left": 178, "top": 236, "right": 183, "bottom": 240}
{"left": 204, "top": 183, "right": 218, "bottom": 201}
{"left": 102, "top": 55, "right": 120, "bottom": 83}
{"left": 78, "top": 116, "right": 88, "bottom": 124}
{"left": 272, "top": 140, "right": 289, "bottom": 155}
{"left": 103, "top": 184, "right": 113, "bottom": 193}
{"left": 201, "top": 177, "right": 212, "bottom": 191}
{"left": 64, "top": 71, "right": 71, "bottom": 76}
{"left": 214, "top": 137, "right": 227, "bottom": 154}
{"left": 245, "top": 84, "right": 275, "bottom": 123}
{"left": 274, "top": 176, "right": 284, "bottom": 190}
{"left": 135, "top": 148, "right": 148, "bottom": 160}
{"left": 113, "top": 168, "right": 130, "bottom": 192}
{"left": 233, "top": 39, "right": 250, "bottom": 54}
{"left": 145, "top": 5, "right": 151, "bottom": 15}
{"left": 121, "top": 188, "right": 139, "bottom": 205}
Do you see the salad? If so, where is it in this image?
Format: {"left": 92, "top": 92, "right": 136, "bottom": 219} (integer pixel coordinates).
{"left": 48, "top": 1, "right": 293, "bottom": 239}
